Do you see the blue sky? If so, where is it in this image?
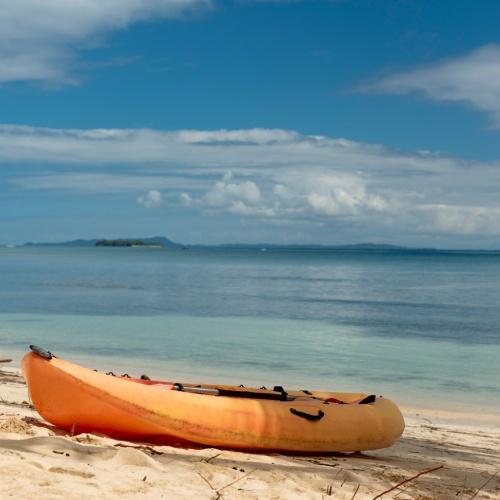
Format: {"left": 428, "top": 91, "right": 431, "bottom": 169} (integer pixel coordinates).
{"left": 1, "top": 0, "right": 500, "bottom": 247}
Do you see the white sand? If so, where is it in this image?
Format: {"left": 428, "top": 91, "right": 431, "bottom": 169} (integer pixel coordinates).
{"left": 1, "top": 365, "right": 499, "bottom": 499}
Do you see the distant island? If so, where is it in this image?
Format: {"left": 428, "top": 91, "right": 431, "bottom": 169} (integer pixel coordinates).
{"left": 95, "top": 239, "right": 162, "bottom": 248}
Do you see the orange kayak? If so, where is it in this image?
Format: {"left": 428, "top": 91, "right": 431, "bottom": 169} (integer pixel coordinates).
{"left": 22, "top": 347, "right": 405, "bottom": 452}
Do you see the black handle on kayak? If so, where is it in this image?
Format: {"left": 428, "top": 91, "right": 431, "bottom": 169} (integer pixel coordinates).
{"left": 290, "top": 408, "right": 325, "bottom": 421}
{"left": 358, "top": 394, "right": 377, "bottom": 404}
{"left": 29, "top": 345, "right": 53, "bottom": 360}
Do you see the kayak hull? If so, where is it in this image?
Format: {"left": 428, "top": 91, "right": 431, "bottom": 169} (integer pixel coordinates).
{"left": 22, "top": 352, "right": 405, "bottom": 452}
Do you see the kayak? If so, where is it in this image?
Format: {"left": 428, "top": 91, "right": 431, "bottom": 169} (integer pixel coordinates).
{"left": 22, "top": 346, "right": 405, "bottom": 452}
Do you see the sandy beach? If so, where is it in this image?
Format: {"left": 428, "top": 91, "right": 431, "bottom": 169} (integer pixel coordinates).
{"left": 0, "top": 364, "right": 498, "bottom": 499}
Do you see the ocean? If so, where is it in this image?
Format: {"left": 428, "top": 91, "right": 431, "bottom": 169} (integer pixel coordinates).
{"left": 1, "top": 245, "right": 499, "bottom": 413}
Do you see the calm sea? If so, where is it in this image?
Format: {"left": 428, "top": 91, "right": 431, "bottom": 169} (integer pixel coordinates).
{"left": 1, "top": 246, "right": 499, "bottom": 412}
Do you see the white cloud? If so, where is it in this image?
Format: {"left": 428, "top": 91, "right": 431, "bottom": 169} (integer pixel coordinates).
{"left": 289, "top": 171, "right": 388, "bottom": 217}
{"left": 137, "top": 190, "right": 164, "bottom": 208}
{"left": 3, "top": 124, "right": 500, "bottom": 240}
{"left": 0, "top": 0, "right": 211, "bottom": 84}
{"left": 0, "top": 125, "right": 461, "bottom": 175}
{"left": 205, "top": 172, "right": 261, "bottom": 206}
{"left": 184, "top": 170, "right": 389, "bottom": 219}
{"left": 359, "top": 44, "right": 500, "bottom": 127}
{"left": 181, "top": 171, "right": 266, "bottom": 215}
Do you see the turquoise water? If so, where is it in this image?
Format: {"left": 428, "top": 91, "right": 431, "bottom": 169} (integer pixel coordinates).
{"left": 0, "top": 246, "right": 499, "bottom": 412}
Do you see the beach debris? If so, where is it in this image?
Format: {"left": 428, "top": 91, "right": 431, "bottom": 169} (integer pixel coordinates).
{"left": 468, "top": 471, "right": 498, "bottom": 500}
{"left": 202, "top": 452, "right": 222, "bottom": 463}
{"left": 48, "top": 466, "right": 95, "bottom": 478}
{"left": 0, "top": 416, "right": 34, "bottom": 435}
{"left": 0, "top": 368, "right": 26, "bottom": 385}
{"left": 73, "top": 433, "right": 100, "bottom": 444}
{"left": 295, "top": 457, "right": 339, "bottom": 468}
{"left": 52, "top": 450, "right": 71, "bottom": 456}
{"left": 0, "top": 397, "right": 33, "bottom": 409}
{"left": 198, "top": 469, "right": 255, "bottom": 499}
{"left": 350, "top": 484, "right": 360, "bottom": 499}
{"left": 371, "top": 464, "right": 444, "bottom": 499}
{"left": 216, "top": 469, "right": 254, "bottom": 495}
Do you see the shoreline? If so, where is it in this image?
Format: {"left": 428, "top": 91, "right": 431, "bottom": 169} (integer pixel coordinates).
{"left": 1, "top": 363, "right": 499, "bottom": 498}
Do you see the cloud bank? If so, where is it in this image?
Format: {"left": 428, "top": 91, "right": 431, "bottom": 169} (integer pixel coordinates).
{"left": 0, "top": 0, "right": 211, "bottom": 84}
{"left": 359, "top": 45, "right": 500, "bottom": 127}
{"left": 3, "top": 124, "right": 500, "bottom": 241}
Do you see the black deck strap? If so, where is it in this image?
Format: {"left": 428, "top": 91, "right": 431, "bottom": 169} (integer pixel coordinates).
{"left": 273, "top": 386, "right": 289, "bottom": 401}
{"left": 106, "top": 371, "right": 116, "bottom": 376}
{"left": 174, "top": 383, "right": 184, "bottom": 391}
{"left": 290, "top": 408, "right": 325, "bottom": 421}
{"left": 140, "top": 374, "right": 151, "bottom": 380}
{"left": 302, "top": 389, "right": 313, "bottom": 395}
{"left": 29, "top": 345, "right": 53, "bottom": 360}
{"left": 121, "top": 373, "right": 131, "bottom": 378}
{"left": 358, "top": 395, "right": 376, "bottom": 404}
{"left": 218, "top": 388, "right": 289, "bottom": 401}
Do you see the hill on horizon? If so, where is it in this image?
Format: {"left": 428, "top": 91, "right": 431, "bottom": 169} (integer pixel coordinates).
{"left": 17, "top": 238, "right": 500, "bottom": 252}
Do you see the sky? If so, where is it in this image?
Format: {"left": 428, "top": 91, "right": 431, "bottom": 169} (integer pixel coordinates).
{"left": 1, "top": 0, "right": 500, "bottom": 248}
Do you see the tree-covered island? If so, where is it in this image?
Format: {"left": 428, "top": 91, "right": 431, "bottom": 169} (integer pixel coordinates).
{"left": 95, "top": 239, "right": 161, "bottom": 247}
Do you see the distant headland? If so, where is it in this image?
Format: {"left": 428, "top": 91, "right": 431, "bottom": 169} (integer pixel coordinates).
{"left": 15, "top": 237, "right": 500, "bottom": 253}
{"left": 23, "top": 236, "right": 181, "bottom": 249}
